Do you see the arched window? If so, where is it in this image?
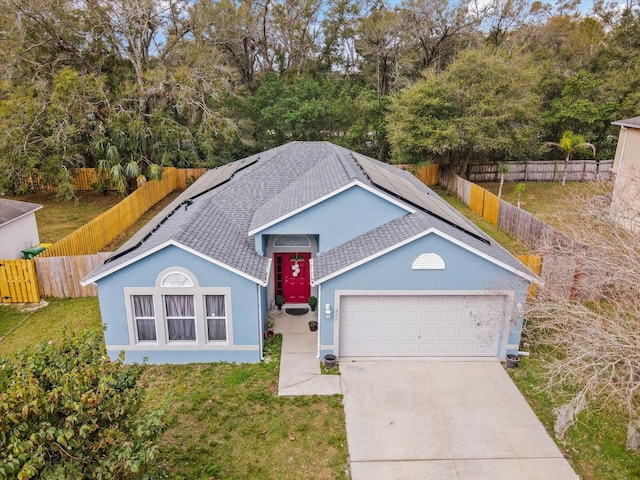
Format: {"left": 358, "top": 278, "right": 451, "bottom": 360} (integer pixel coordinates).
{"left": 274, "top": 235, "right": 310, "bottom": 247}
{"left": 161, "top": 271, "right": 194, "bottom": 287}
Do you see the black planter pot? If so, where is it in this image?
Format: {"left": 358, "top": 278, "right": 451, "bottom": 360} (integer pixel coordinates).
{"left": 324, "top": 354, "right": 337, "bottom": 369}
{"left": 505, "top": 354, "right": 520, "bottom": 369}
{"left": 308, "top": 321, "right": 318, "bottom": 331}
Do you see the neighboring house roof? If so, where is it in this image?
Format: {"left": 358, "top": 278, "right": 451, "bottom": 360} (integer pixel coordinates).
{"left": 612, "top": 117, "right": 640, "bottom": 129}
{"left": 0, "top": 198, "right": 42, "bottom": 228}
{"left": 82, "top": 141, "right": 535, "bottom": 285}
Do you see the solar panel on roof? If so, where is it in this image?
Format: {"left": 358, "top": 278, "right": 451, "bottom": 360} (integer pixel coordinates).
{"left": 352, "top": 153, "right": 490, "bottom": 244}
{"left": 105, "top": 154, "right": 260, "bottom": 263}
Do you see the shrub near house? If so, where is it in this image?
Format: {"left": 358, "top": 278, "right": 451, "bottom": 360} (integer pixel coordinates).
{"left": 0, "top": 330, "right": 165, "bottom": 478}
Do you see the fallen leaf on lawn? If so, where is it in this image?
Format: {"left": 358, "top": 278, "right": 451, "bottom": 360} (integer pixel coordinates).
{"left": 288, "top": 436, "right": 295, "bottom": 441}
{"left": 260, "top": 430, "right": 267, "bottom": 434}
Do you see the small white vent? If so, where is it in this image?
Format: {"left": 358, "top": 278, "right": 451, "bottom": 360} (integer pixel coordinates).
{"left": 412, "top": 253, "right": 445, "bottom": 270}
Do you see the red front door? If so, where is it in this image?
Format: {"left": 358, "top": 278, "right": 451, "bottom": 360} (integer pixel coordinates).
{"left": 275, "top": 253, "right": 311, "bottom": 303}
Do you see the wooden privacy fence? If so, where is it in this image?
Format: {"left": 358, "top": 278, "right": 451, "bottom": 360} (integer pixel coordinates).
{"left": 0, "top": 167, "right": 208, "bottom": 302}
{"left": 414, "top": 165, "right": 439, "bottom": 186}
{"left": 34, "top": 253, "right": 111, "bottom": 298}
{"left": 438, "top": 169, "right": 593, "bottom": 300}
{"left": 0, "top": 260, "right": 40, "bottom": 303}
{"left": 468, "top": 160, "right": 613, "bottom": 183}
{"left": 72, "top": 167, "right": 206, "bottom": 191}
{"left": 21, "top": 167, "right": 207, "bottom": 192}
{"left": 41, "top": 167, "right": 180, "bottom": 257}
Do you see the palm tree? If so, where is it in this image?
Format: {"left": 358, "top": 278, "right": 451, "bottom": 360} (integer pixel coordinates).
{"left": 545, "top": 131, "right": 596, "bottom": 187}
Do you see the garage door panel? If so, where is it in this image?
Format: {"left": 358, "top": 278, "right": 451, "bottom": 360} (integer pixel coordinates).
{"left": 339, "top": 295, "right": 505, "bottom": 357}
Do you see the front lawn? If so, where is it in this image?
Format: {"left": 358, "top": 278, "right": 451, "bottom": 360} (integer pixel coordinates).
{"left": 0, "top": 299, "right": 349, "bottom": 479}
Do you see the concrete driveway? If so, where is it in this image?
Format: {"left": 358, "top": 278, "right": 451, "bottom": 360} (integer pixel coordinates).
{"left": 340, "top": 360, "right": 578, "bottom": 480}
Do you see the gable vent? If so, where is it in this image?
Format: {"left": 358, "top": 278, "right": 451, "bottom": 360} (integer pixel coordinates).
{"left": 412, "top": 253, "right": 445, "bottom": 270}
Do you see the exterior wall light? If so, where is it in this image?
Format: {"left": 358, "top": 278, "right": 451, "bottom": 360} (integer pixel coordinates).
{"left": 325, "top": 303, "right": 332, "bottom": 318}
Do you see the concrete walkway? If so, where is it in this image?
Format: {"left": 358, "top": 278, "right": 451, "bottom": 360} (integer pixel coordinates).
{"left": 274, "top": 309, "right": 342, "bottom": 396}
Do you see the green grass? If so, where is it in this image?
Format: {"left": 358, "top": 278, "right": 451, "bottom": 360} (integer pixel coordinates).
{"left": 0, "top": 301, "right": 349, "bottom": 479}
{"left": 143, "top": 335, "right": 348, "bottom": 480}
{"left": 10, "top": 189, "right": 182, "bottom": 248}
{"left": 0, "top": 298, "right": 102, "bottom": 357}
{"left": 509, "top": 354, "right": 640, "bottom": 480}
{"left": 11, "top": 191, "right": 124, "bottom": 243}
{"left": 478, "top": 181, "right": 612, "bottom": 235}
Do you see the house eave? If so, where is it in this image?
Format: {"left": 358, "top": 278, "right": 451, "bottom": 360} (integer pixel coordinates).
{"left": 312, "top": 228, "right": 541, "bottom": 286}
{"left": 81, "top": 240, "right": 268, "bottom": 287}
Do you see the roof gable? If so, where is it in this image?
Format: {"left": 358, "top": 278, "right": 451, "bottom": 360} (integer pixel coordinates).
{"left": 312, "top": 220, "right": 539, "bottom": 285}
{"left": 248, "top": 181, "right": 415, "bottom": 236}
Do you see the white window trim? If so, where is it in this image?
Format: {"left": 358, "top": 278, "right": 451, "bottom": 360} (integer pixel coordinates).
{"left": 123, "top": 267, "right": 233, "bottom": 348}
{"left": 164, "top": 294, "right": 197, "bottom": 343}
{"left": 131, "top": 295, "right": 157, "bottom": 344}
{"left": 204, "top": 294, "right": 229, "bottom": 343}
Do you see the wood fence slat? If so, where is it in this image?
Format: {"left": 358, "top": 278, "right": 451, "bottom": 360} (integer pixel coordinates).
{"left": 469, "top": 183, "right": 485, "bottom": 217}
{"left": 415, "top": 165, "right": 439, "bottom": 186}
{"left": 482, "top": 190, "right": 500, "bottom": 226}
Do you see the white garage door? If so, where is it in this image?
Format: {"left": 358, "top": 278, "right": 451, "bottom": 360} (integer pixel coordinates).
{"left": 339, "top": 295, "right": 506, "bottom": 357}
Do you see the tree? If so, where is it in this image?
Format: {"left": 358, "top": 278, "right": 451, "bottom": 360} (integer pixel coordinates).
{"left": 545, "top": 130, "right": 595, "bottom": 186}
{"left": 386, "top": 47, "right": 542, "bottom": 170}
{"left": 523, "top": 189, "right": 640, "bottom": 447}
{"left": 398, "top": 0, "right": 482, "bottom": 73}
{"left": 0, "top": 330, "right": 165, "bottom": 478}
{"left": 356, "top": 2, "right": 407, "bottom": 97}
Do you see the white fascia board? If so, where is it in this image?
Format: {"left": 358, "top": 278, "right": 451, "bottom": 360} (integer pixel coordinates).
{"left": 312, "top": 228, "right": 541, "bottom": 286}
{"left": 247, "top": 181, "right": 416, "bottom": 237}
{"left": 81, "top": 240, "right": 267, "bottom": 286}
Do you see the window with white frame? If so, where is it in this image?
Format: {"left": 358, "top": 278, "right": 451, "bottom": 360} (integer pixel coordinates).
{"left": 205, "top": 295, "right": 227, "bottom": 341}
{"left": 165, "top": 294, "right": 196, "bottom": 341}
{"left": 132, "top": 295, "right": 156, "bottom": 341}
{"left": 125, "top": 268, "right": 232, "bottom": 347}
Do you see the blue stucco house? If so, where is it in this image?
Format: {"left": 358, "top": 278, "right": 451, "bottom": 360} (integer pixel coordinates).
{"left": 82, "top": 142, "right": 538, "bottom": 364}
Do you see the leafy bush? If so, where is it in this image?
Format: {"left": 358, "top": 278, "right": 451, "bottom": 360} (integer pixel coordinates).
{"left": 0, "top": 330, "right": 165, "bottom": 479}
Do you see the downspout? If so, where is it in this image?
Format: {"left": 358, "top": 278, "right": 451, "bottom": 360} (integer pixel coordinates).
{"left": 317, "top": 283, "right": 321, "bottom": 359}
{"left": 258, "top": 284, "right": 263, "bottom": 361}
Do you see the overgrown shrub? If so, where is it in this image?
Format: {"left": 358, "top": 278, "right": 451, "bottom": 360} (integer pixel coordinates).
{"left": 0, "top": 330, "right": 165, "bottom": 478}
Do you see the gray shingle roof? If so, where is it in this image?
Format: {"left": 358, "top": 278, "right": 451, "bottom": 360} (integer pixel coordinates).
{"left": 0, "top": 198, "right": 42, "bottom": 228}
{"left": 83, "top": 141, "right": 534, "bottom": 285}
{"left": 612, "top": 116, "right": 640, "bottom": 129}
